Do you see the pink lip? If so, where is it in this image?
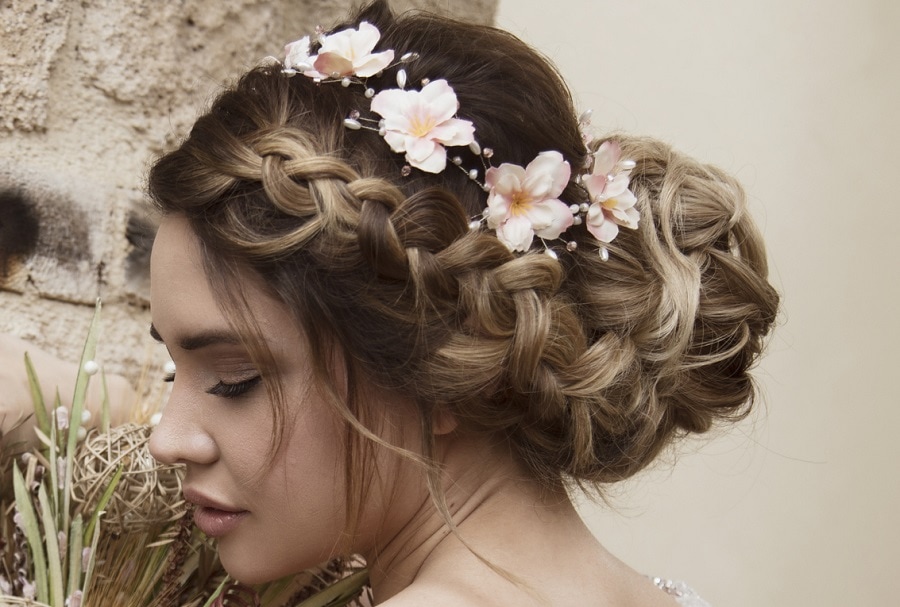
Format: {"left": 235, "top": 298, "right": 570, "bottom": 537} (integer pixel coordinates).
{"left": 183, "top": 487, "right": 249, "bottom": 538}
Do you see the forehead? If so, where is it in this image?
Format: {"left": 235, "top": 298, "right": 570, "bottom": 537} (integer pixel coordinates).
{"left": 149, "top": 215, "right": 299, "bottom": 349}
{"left": 150, "top": 215, "right": 214, "bottom": 308}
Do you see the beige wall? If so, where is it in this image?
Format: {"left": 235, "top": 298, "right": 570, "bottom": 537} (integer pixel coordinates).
{"left": 497, "top": 1, "right": 899, "bottom": 605}
{"left": 0, "top": 0, "right": 496, "bottom": 383}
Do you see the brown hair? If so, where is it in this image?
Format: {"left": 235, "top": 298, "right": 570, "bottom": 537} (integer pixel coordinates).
{"left": 148, "top": 0, "right": 778, "bottom": 536}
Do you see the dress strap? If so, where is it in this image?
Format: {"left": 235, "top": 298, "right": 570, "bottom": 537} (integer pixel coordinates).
{"left": 651, "top": 577, "right": 712, "bottom": 607}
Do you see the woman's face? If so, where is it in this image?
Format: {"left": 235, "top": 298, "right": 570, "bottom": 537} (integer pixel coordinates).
{"left": 148, "top": 216, "right": 419, "bottom": 583}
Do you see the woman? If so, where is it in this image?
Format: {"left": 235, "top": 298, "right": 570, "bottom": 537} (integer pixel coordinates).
{"left": 147, "top": 1, "right": 778, "bottom": 605}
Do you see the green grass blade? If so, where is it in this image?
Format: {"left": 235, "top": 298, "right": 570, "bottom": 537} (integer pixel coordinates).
{"left": 296, "top": 569, "right": 370, "bottom": 607}
{"left": 83, "top": 464, "right": 122, "bottom": 545}
{"left": 49, "top": 396, "right": 60, "bottom": 529}
{"left": 13, "top": 463, "right": 49, "bottom": 604}
{"left": 79, "top": 512, "right": 102, "bottom": 607}
{"left": 100, "top": 369, "right": 110, "bottom": 433}
{"left": 64, "top": 299, "right": 102, "bottom": 531}
{"left": 200, "top": 577, "right": 231, "bottom": 607}
{"left": 67, "top": 515, "right": 84, "bottom": 600}
{"left": 24, "top": 351, "right": 49, "bottom": 439}
{"left": 38, "top": 484, "right": 65, "bottom": 606}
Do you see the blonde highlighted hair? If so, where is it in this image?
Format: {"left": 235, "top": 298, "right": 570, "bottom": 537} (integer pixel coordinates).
{"left": 148, "top": 0, "right": 778, "bottom": 540}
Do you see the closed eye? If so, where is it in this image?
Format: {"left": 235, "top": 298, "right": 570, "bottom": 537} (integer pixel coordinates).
{"left": 206, "top": 376, "right": 262, "bottom": 399}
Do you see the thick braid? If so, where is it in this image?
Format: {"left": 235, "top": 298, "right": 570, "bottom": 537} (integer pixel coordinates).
{"left": 148, "top": 4, "right": 777, "bottom": 493}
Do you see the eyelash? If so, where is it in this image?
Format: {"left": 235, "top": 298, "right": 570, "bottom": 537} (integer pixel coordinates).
{"left": 162, "top": 373, "right": 262, "bottom": 399}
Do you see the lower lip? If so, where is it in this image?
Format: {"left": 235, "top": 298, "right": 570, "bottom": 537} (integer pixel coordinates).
{"left": 193, "top": 506, "right": 249, "bottom": 538}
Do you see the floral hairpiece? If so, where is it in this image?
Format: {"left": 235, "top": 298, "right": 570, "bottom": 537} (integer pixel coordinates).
{"left": 280, "top": 22, "right": 639, "bottom": 258}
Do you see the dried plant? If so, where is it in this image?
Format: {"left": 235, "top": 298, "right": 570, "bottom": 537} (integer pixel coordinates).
{"left": 0, "top": 302, "right": 369, "bottom": 607}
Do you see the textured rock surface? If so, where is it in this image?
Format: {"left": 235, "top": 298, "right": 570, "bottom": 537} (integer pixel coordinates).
{"left": 0, "top": 0, "right": 497, "bottom": 382}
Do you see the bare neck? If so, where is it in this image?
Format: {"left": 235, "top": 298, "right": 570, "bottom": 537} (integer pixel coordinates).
{"left": 363, "top": 433, "right": 582, "bottom": 604}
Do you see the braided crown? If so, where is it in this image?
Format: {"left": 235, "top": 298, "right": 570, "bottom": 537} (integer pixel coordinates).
{"left": 148, "top": 1, "right": 778, "bottom": 487}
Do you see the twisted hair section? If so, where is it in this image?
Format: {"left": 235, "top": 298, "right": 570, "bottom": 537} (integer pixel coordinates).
{"left": 148, "top": 0, "right": 778, "bottom": 504}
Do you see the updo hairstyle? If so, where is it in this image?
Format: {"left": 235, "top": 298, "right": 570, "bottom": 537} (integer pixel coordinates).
{"left": 148, "top": 0, "right": 778, "bottom": 518}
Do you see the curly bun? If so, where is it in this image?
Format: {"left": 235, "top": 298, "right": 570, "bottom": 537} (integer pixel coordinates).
{"left": 148, "top": 0, "right": 778, "bottom": 493}
{"left": 547, "top": 135, "right": 779, "bottom": 482}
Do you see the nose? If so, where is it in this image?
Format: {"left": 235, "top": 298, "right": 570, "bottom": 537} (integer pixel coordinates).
{"left": 148, "top": 384, "right": 218, "bottom": 466}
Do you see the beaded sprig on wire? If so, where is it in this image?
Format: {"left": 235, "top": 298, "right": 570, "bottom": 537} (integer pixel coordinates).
{"left": 280, "top": 21, "right": 639, "bottom": 258}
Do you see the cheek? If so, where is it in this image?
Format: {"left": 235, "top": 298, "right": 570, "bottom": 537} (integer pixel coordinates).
{"left": 255, "top": 395, "right": 348, "bottom": 515}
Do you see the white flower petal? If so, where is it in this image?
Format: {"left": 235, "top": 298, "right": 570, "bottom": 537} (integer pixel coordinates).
{"left": 498, "top": 216, "right": 535, "bottom": 252}
{"left": 586, "top": 205, "right": 620, "bottom": 243}
{"left": 486, "top": 164, "right": 525, "bottom": 192}
{"left": 606, "top": 188, "right": 637, "bottom": 210}
{"left": 371, "top": 89, "right": 414, "bottom": 124}
{"left": 319, "top": 28, "right": 354, "bottom": 55}
{"left": 313, "top": 52, "right": 353, "bottom": 77}
{"left": 353, "top": 22, "right": 382, "bottom": 55}
{"left": 353, "top": 49, "right": 395, "bottom": 77}
{"left": 610, "top": 207, "right": 639, "bottom": 229}
{"left": 382, "top": 130, "right": 408, "bottom": 153}
{"left": 601, "top": 173, "right": 631, "bottom": 199}
{"left": 408, "top": 145, "right": 447, "bottom": 173}
{"left": 429, "top": 118, "right": 476, "bottom": 146}
{"left": 486, "top": 192, "right": 512, "bottom": 228}
{"left": 497, "top": 171, "right": 526, "bottom": 198}
{"left": 284, "top": 36, "right": 312, "bottom": 70}
{"left": 406, "top": 136, "right": 439, "bottom": 161}
{"left": 522, "top": 152, "right": 571, "bottom": 199}
{"left": 583, "top": 174, "right": 608, "bottom": 201}
{"left": 592, "top": 140, "right": 621, "bottom": 177}
{"left": 419, "top": 80, "right": 459, "bottom": 123}
{"left": 531, "top": 199, "right": 575, "bottom": 240}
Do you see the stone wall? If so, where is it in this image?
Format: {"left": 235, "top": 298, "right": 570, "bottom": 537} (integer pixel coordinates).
{"left": 0, "top": 0, "right": 497, "bottom": 383}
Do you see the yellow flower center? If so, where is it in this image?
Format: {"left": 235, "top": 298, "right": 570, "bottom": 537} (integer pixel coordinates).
{"left": 409, "top": 114, "right": 438, "bottom": 138}
{"left": 509, "top": 191, "right": 533, "bottom": 216}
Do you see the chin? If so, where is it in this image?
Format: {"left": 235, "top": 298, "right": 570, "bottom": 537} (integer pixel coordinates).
{"left": 218, "top": 540, "right": 327, "bottom": 586}
{"left": 217, "top": 542, "right": 285, "bottom": 585}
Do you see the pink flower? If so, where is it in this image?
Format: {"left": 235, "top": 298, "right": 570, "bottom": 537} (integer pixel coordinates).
{"left": 583, "top": 140, "right": 639, "bottom": 243}
{"left": 307, "top": 22, "right": 394, "bottom": 79}
{"left": 370, "top": 79, "right": 476, "bottom": 173}
{"left": 484, "top": 151, "right": 574, "bottom": 252}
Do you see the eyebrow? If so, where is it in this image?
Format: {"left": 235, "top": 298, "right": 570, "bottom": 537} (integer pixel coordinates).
{"left": 149, "top": 323, "right": 243, "bottom": 351}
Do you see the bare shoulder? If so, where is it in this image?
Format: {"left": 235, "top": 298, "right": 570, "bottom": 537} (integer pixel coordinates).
{"left": 375, "top": 584, "right": 491, "bottom": 607}
{"left": 373, "top": 575, "right": 684, "bottom": 607}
